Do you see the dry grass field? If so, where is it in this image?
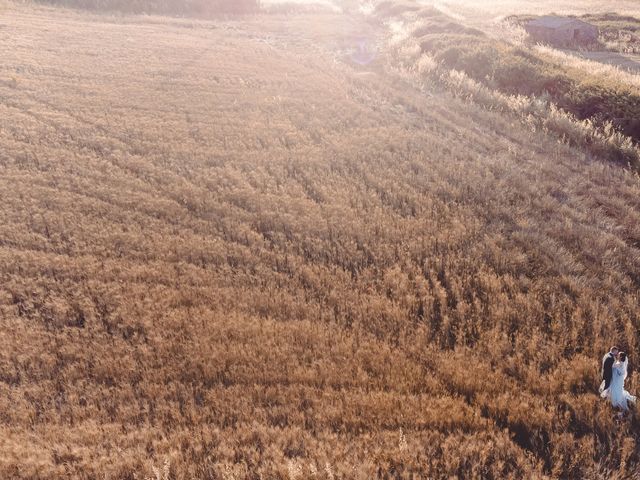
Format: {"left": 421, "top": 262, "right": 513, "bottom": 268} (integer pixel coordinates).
{"left": 1, "top": 1, "right": 640, "bottom": 479}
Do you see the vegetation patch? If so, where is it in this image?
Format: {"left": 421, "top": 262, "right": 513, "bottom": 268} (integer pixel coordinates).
{"left": 582, "top": 13, "right": 640, "bottom": 53}
{"left": 375, "top": 0, "right": 422, "bottom": 17}
{"left": 381, "top": 3, "right": 640, "bottom": 167}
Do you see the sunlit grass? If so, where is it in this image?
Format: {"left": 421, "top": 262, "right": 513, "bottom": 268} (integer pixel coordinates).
{"left": 1, "top": 1, "right": 639, "bottom": 478}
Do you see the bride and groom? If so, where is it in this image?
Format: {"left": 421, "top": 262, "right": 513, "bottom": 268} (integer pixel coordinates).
{"left": 600, "top": 346, "right": 636, "bottom": 413}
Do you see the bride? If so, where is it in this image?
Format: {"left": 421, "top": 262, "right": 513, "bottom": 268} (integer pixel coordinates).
{"left": 601, "top": 352, "right": 637, "bottom": 412}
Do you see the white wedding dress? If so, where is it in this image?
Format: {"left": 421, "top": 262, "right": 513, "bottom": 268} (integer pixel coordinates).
{"left": 601, "top": 359, "right": 636, "bottom": 411}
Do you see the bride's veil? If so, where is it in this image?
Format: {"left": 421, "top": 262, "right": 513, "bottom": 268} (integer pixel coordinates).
{"left": 623, "top": 358, "right": 629, "bottom": 381}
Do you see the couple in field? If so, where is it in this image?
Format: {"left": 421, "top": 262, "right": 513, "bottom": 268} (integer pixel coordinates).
{"left": 600, "top": 346, "right": 637, "bottom": 414}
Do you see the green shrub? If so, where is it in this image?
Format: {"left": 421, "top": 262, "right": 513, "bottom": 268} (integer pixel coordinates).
{"left": 435, "top": 44, "right": 498, "bottom": 80}
{"left": 413, "top": 21, "right": 484, "bottom": 38}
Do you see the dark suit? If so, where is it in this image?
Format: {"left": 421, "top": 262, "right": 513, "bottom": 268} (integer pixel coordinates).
{"left": 602, "top": 353, "right": 615, "bottom": 390}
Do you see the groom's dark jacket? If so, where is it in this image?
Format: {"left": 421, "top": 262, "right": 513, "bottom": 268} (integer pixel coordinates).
{"left": 602, "top": 352, "right": 615, "bottom": 389}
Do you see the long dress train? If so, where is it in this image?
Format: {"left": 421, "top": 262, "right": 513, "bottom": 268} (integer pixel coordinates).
{"left": 601, "top": 359, "right": 636, "bottom": 411}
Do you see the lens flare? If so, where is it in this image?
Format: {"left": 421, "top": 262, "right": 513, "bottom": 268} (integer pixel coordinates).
{"left": 350, "top": 36, "right": 377, "bottom": 65}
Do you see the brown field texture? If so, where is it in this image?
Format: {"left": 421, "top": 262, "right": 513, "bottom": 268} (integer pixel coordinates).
{"left": 1, "top": 2, "right": 640, "bottom": 479}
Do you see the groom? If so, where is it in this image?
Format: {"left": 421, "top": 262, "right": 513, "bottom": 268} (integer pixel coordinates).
{"left": 600, "top": 346, "right": 619, "bottom": 393}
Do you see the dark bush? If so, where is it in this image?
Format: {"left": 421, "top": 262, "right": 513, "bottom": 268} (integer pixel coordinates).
{"left": 419, "top": 33, "right": 492, "bottom": 57}
{"left": 434, "top": 43, "right": 500, "bottom": 81}
{"left": 492, "top": 56, "right": 545, "bottom": 95}
{"left": 413, "top": 21, "right": 485, "bottom": 38}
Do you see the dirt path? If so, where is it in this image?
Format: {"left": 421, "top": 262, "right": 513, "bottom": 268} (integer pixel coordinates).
{"left": 566, "top": 50, "right": 640, "bottom": 73}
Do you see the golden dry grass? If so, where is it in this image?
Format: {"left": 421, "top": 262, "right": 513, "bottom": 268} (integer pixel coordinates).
{"left": 1, "top": 2, "right": 640, "bottom": 479}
